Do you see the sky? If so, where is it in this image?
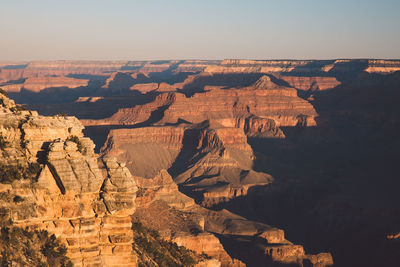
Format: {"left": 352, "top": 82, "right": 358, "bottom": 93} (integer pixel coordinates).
{"left": 1, "top": 0, "right": 400, "bottom": 60}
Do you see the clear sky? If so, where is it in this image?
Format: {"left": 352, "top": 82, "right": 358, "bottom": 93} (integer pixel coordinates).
{"left": 1, "top": 0, "right": 399, "bottom": 60}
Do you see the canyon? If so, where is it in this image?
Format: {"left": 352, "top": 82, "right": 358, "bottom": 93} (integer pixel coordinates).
{"left": 1, "top": 59, "right": 400, "bottom": 266}
{"left": 0, "top": 91, "right": 332, "bottom": 267}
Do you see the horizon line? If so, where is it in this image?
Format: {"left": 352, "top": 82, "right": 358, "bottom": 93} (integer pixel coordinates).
{"left": 1, "top": 58, "right": 400, "bottom": 63}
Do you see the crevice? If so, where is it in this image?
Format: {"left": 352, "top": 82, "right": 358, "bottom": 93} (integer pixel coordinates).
{"left": 46, "top": 163, "right": 66, "bottom": 194}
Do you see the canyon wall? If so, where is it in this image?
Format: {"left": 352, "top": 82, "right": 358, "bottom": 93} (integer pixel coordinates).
{"left": 205, "top": 59, "right": 400, "bottom": 74}
{"left": 0, "top": 93, "right": 138, "bottom": 266}
{"left": 0, "top": 60, "right": 217, "bottom": 83}
{"left": 2, "top": 76, "right": 90, "bottom": 93}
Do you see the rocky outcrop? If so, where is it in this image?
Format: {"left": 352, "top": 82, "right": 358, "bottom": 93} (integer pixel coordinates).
{"left": 31, "top": 149, "right": 138, "bottom": 266}
{"left": 0, "top": 93, "right": 138, "bottom": 266}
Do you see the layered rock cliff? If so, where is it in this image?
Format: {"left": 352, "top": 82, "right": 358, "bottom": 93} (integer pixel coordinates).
{"left": 2, "top": 76, "right": 89, "bottom": 93}
{"left": 276, "top": 76, "right": 341, "bottom": 91}
{"left": 84, "top": 75, "right": 317, "bottom": 128}
{"left": 0, "top": 60, "right": 216, "bottom": 84}
{"left": 0, "top": 92, "right": 138, "bottom": 266}
{"left": 204, "top": 59, "right": 400, "bottom": 74}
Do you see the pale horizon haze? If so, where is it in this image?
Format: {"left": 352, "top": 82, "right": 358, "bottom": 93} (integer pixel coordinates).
{"left": 1, "top": 0, "right": 400, "bottom": 61}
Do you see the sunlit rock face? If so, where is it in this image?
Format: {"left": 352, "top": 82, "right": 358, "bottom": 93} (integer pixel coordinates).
{"left": 0, "top": 93, "right": 138, "bottom": 266}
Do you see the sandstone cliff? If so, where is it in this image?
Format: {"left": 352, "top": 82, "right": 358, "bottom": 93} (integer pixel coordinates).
{"left": 0, "top": 92, "right": 138, "bottom": 266}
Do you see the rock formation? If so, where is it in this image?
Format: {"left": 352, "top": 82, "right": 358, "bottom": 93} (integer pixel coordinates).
{"left": 0, "top": 92, "right": 138, "bottom": 266}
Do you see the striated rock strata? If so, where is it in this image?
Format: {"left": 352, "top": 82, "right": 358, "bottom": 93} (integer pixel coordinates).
{"left": 2, "top": 76, "right": 89, "bottom": 93}
{"left": 277, "top": 75, "right": 341, "bottom": 91}
{"left": 100, "top": 120, "right": 273, "bottom": 206}
{"left": 204, "top": 59, "right": 400, "bottom": 74}
{"left": 0, "top": 92, "right": 138, "bottom": 266}
{"left": 84, "top": 75, "right": 318, "bottom": 127}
